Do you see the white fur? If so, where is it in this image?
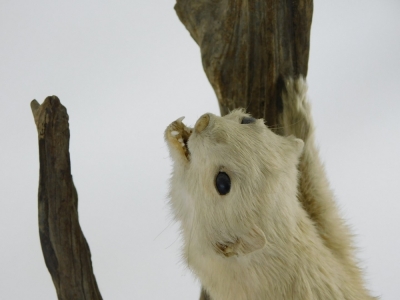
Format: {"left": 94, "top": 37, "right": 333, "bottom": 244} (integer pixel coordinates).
{"left": 165, "top": 77, "right": 375, "bottom": 300}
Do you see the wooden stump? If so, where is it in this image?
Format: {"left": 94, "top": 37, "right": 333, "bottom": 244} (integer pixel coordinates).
{"left": 31, "top": 97, "right": 102, "bottom": 300}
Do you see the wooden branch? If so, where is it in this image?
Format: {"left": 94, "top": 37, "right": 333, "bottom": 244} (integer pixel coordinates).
{"left": 175, "top": 1, "right": 313, "bottom": 298}
{"left": 31, "top": 96, "right": 102, "bottom": 300}
{"left": 175, "top": 0, "right": 313, "bottom": 128}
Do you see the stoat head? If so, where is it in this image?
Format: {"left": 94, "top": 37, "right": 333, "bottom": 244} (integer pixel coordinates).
{"left": 165, "top": 109, "right": 304, "bottom": 258}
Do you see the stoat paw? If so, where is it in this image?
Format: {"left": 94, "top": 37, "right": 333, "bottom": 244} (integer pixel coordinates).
{"left": 165, "top": 117, "right": 192, "bottom": 161}
{"left": 216, "top": 240, "right": 239, "bottom": 258}
{"left": 215, "top": 226, "right": 266, "bottom": 257}
{"left": 281, "top": 76, "right": 313, "bottom": 140}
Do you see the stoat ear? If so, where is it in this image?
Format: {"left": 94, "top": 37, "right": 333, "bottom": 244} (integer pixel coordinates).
{"left": 216, "top": 225, "right": 267, "bottom": 257}
{"left": 287, "top": 135, "right": 304, "bottom": 158}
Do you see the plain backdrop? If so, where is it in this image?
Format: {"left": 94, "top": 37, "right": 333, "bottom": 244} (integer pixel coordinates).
{"left": 1, "top": 1, "right": 399, "bottom": 299}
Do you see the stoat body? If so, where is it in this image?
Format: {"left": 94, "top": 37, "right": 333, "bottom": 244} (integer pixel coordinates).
{"left": 165, "top": 78, "right": 375, "bottom": 300}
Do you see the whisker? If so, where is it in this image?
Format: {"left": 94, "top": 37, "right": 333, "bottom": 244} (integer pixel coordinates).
{"left": 165, "top": 235, "right": 180, "bottom": 249}
{"left": 154, "top": 220, "right": 174, "bottom": 241}
{"left": 266, "top": 118, "right": 305, "bottom": 132}
{"left": 244, "top": 103, "right": 251, "bottom": 113}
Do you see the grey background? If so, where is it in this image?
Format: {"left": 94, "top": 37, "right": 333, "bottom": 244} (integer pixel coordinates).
{"left": 1, "top": 0, "right": 399, "bottom": 299}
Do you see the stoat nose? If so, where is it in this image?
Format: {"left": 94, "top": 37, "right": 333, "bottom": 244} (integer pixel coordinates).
{"left": 195, "top": 113, "right": 210, "bottom": 133}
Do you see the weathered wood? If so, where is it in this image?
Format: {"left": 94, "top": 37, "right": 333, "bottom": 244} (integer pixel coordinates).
{"left": 175, "top": 0, "right": 313, "bottom": 128}
{"left": 175, "top": 0, "right": 313, "bottom": 298}
{"left": 31, "top": 97, "right": 102, "bottom": 300}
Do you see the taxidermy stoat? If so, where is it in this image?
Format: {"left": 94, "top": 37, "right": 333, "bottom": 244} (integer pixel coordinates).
{"left": 165, "top": 77, "right": 375, "bottom": 300}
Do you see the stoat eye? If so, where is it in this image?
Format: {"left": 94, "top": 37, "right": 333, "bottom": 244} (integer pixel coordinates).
{"left": 241, "top": 116, "right": 256, "bottom": 124}
{"left": 215, "top": 172, "right": 231, "bottom": 195}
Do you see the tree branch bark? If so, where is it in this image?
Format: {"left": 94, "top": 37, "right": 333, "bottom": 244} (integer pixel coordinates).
{"left": 31, "top": 96, "right": 102, "bottom": 300}
{"left": 175, "top": 0, "right": 312, "bottom": 128}
{"left": 175, "top": 0, "right": 313, "bottom": 298}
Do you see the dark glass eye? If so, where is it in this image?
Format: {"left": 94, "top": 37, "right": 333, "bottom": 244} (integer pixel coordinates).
{"left": 241, "top": 116, "right": 256, "bottom": 124}
{"left": 215, "top": 172, "right": 231, "bottom": 195}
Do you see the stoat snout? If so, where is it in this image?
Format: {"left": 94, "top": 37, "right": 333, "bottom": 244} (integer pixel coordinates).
{"left": 165, "top": 116, "right": 193, "bottom": 161}
{"left": 165, "top": 113, "right": 214, "bottom": 162}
